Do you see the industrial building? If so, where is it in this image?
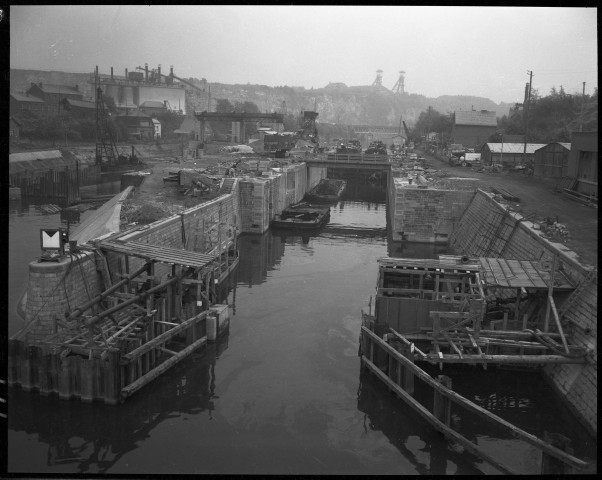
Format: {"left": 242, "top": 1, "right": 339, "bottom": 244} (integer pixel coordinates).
{"left": 10, "top": 91, "right": 48, "bottom": 118}
{"left": 26, "top": 83, "right": 84, "bottom": 116}
{"left": 452, "top": 110, "right": 498, "bottom": 150}
{"left": 93, "top": 65, "right": 187, "bottom": 115}
{"left": 567, "top": 131, "right": 597, "bottom": 199}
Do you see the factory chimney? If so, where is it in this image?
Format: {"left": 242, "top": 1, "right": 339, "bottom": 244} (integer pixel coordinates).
{"left": 110, "top": 67, "right": 113, "bottom": 81}
{"left": 125, "top": 68, "right": 128, "bottom": 80}
{"left": 158, "top": 64, "right": 161, "bottom": 84}
{"left": 145, "top": 63, "right": 148, "bottom": 82}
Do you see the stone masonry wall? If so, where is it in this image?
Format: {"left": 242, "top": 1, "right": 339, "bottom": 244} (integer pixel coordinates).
{"left": 24, "top": 252, "right": 103, "bottom": 341}
{"left": 450, "top": 189, "right": 597, "bottom": 435}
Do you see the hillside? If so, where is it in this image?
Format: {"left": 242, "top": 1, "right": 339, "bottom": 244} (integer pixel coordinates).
{"left": 10, "top": 68, "right": 512, "bottom": 126}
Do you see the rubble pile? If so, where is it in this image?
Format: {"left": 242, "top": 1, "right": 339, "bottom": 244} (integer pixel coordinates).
{"left": 538, "top": 218, "right": 571, "bottom": 242}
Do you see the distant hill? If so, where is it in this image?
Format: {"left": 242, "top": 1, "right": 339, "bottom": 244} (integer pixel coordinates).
{"left": 10, "top": 68, "right": 512, "bottom": 126}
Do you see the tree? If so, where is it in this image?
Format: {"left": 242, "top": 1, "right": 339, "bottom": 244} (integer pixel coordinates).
{"left": 215, "top": 98, "right": 234, "bottom": 112}
{"left": 233, "top": 101, "right": 260, "bottom": 113}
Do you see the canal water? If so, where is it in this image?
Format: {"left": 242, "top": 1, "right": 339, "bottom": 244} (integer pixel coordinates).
{"left": 6, "top": 181, "right": 596, "bottom": 475}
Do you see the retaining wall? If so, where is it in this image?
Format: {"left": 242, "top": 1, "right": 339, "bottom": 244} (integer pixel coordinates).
{"left": 450, "top": 189, "right": 597, "bottom": 435}
{"left": 388, "top": 177, "right": 476, "bottom": 243}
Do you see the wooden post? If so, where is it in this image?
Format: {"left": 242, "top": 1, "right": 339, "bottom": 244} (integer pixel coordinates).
{"left": 433, "top": 375, "right": 452, "bottom": 428}
{"left": 541, "top": 432, "right": 575, "bottom": 474}
{"left": 543, "top": 255, "right": 557, "bottom": 333}
{"left": 399, "top": 343, "right": 414, "bottom": 395}
{"left": 502, "top": 312, "right": 508, "bottom": 331}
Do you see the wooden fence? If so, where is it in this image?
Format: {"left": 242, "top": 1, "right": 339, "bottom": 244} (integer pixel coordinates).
{"left": 9, "top": 162, "right": 101, "bottom": 204}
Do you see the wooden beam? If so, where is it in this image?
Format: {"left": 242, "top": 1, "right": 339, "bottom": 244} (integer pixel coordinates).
{"left": 121, "top": 335, "right": 208, "bottom": 400}
{"left": 362, "top": 357, "right": 517, "bottom": 475}
{"left": 123, "top": 311, "right": 207, "bottom": 361}
{"left": 361, "top": 326, "right": 589, "bottom": 469}
{"left": 548, "top": 296, "right": 570, "bottom": 354}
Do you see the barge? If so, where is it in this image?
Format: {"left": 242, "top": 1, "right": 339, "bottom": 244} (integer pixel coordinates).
{"left": 304, "top": 178, "right": 347, "bottom": 203}
{"left": 271, "top": 202, "right": 330, "bottom": 229}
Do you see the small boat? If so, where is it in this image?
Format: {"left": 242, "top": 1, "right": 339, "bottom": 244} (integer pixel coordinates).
{"left": 271, "top": 202, "right": 330, "bottom": 229}
{"left": 304, "top": 179, "right": 347, "bottom": 203}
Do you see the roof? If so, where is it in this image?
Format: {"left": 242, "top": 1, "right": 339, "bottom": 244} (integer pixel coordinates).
{"left": 10, "top": 91, "right": 46, "bottom": 103}
{"left": 454, "top": 110, "right": 497, "bottom": 127}
{"left": 479, "top": 258, "right": 574, "bottom": 290}
{"left": 30, "top": 83, "right": 81, "bottom": 96}
{"left": 117, "top": 110, "right": 151, "bottom": 118}
{"left": 62, "top": 98, "right": 96, "bottom": 109}
{"left": 483, "top": 143, "right": 548, "bottom": 154}
{"left": 9, "top": 150, "right": 94, "bottom": 174}
{"left": 151, "top": 118, "right": 161, "bottom": 125}
{"left": 534, "top": 142, "right": 571, "bottom": 152}
{"left": 139, "top": 100, "right": 166, "bottom": 109}
{"left": 99, "top": 239, "right": 217, "bottom": 269}
{"left": 175, "top": 117, "right": 199, "bottom": 134}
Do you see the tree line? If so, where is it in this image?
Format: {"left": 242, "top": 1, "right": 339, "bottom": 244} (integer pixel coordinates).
{"left": 410, "top": 87, "right": 598, "bottom": 145}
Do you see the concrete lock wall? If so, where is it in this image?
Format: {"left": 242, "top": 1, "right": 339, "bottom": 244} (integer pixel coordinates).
{"left": 388, "top": 178, "right": 476, "bottom": 243}
{"left": 449, "top": 189, "right": 597, "bottom": 435}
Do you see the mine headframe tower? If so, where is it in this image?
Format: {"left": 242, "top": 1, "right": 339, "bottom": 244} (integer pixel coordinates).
{"left": 392, "top": 70, "right": 406, "bottom": 94}
{"left": 372, "top": 69, "right": 384, "bottom": 87}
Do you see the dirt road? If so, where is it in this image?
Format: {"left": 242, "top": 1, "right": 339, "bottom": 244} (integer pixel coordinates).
{"left": 420, "top": 150, "right": 598, "bottom": 267}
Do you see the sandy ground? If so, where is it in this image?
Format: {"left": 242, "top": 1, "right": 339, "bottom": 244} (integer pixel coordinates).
{"left": 123, "top": 148, "right": 597, "bottom": 268}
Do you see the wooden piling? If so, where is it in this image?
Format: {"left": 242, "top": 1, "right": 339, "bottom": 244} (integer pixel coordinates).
{"left": 433, "top": 375, "right": 452, "bottom": 427}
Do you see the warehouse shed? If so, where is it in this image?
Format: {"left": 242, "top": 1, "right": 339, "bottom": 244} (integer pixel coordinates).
{"left": 533, "top": 142, "right": 571, "bottom": 179}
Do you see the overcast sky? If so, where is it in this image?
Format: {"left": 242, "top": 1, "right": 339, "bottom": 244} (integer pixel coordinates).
{"left": 10, "top": 5, "right": 598, "bottom": 104}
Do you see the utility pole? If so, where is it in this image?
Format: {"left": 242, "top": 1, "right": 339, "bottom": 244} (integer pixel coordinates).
{"left": 580, "top": 82, "right": 586, "bottom": 132}
{"left": 522, "top": 70, "right": 533, "bottom": 165}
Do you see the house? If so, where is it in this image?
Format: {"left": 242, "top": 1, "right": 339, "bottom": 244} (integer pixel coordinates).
{"left": 10, "top": 91, "right": 47, "bottom": 118}
{"left": 480, "top": 142, "right": 547, "bottom": 168}
{"left": 533, "top": 142, "right": 571, "bottom": 179}
{"left": 9, "top": 116, "right": 23, "bottom": 140}
{"left": 139, "top": 100, "right": 168, "bottom": 116}
{"left": 26, "top": 83, "right": 84, "bottom": 116}
{"left": 60, "top": 98, "right": 97, "bottom": 120}
{"left": 152, "top": 118, "right": 161, "bottom": 139}
{"left": 174, "top": 116, "right": 202, "bottom": 141}
{"left": 567, "top": 131, "right": 597, "bottom": 199}
{"left": 452, "top": 110, "right": 498, "bottom": 150}
{"left": 114, "top": 110, "right": 155, "bottom": 140}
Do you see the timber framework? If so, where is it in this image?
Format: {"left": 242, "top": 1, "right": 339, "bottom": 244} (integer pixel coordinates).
{"left": 8, "top": 226, "right": 239, "bottom": 405}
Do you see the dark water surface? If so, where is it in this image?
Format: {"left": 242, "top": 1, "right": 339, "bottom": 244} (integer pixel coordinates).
{"left": 6, "top": 185, "right": 596, "bottom": 475}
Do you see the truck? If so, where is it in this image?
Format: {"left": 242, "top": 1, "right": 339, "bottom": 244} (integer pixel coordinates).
{"left": 450, "top": 152, "right": 481, "bottom": 167}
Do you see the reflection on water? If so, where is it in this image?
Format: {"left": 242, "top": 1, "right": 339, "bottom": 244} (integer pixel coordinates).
{"left": 8, "top": 337, "right": 229, "bottom": 474}
{"left": 7, "top": 178, "right": 597, "bottom": 475}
